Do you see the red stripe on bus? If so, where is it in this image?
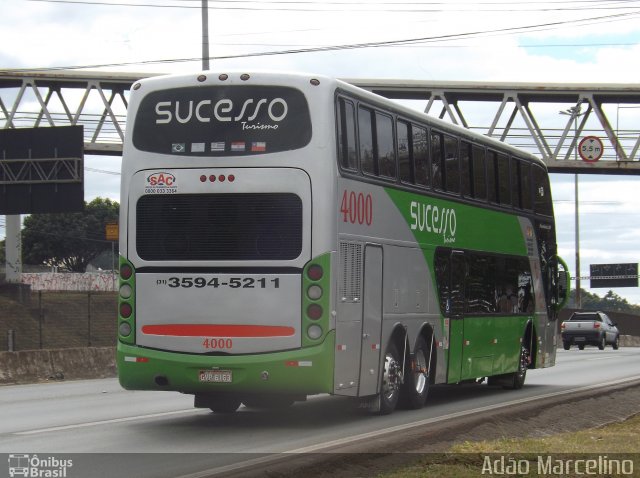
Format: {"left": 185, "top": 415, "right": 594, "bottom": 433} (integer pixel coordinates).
{"left": 141, "top": 324, "right": 296, "bottom": 338}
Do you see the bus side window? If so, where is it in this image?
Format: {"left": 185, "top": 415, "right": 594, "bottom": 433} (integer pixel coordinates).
{"left": 444, "top": 134, "right": 460, "bottom": 195}
{"left": 497, "top": 153, "right": 511, "bottom": 207}
{"left": 337, "top": 98, "right": 357, "bottom": 170}
{"left": 520, "top": 161, "right": 533, "bottom": 211}
{"left": 466, "top": 253, "right": 496, "bottom": 314}
{"left": 358, "top": 106, "right": 375, "bottom": 175}
{"left": 533, "top": 164, "right": 553, "bottom": 216}
{"left": 398, "top": 120, "right": 413, "bottom": 183}
{"left": 486, "top": 151, "right": 498, "bottom": 203}
{"left": 435, "top": 250, "right": 451, "bottom": 315}
{"left": 460, "top": 141, "right": 472, "bottom": 197}
{"left": 376, "top": 111, "right": 396, "bottom": 179}
{"left": 435, "top": 249, "right": 465, "bottom": 317}
{"left": 431, "top": 131, "right": 444, "bottom": 191}
{"left": 517, "top": 259, "right": 534, "bottom": 313}
{"left": 511, "top": 159, "right": 522, "bottom": 209}
{"left": 472, "top": 145, "right": 487, "bottom": 201}
{"left": 414, "top": 126, "right": 429, "bottom": 187}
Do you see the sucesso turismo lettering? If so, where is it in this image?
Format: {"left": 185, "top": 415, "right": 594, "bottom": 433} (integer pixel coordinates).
{"left": 154, "top": 98, "right": 288, "bottom": 124}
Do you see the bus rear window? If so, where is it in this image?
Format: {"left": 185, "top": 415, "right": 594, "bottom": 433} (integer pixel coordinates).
{"left": 133, "top": 85, "right": 312, "bottom": 156}
{"left": 136, "top": 193, "right": 303, "bottom": 261}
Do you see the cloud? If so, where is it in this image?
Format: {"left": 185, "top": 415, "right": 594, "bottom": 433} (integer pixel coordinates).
{"left": 2, "top": 0, "right": 639, "bottom": 303}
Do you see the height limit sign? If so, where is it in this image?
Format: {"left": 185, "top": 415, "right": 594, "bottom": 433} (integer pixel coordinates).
{"left": 579, "top": 136, "right": 604, "bottom": 162}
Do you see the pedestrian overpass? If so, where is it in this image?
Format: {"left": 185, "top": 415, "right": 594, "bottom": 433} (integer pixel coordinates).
{"left": 2, "top": 69, "right": 639, "bottom": 174}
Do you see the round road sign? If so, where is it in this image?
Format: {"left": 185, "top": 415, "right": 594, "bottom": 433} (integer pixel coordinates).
{"left": 578, "top": 136, "right": 604, "bottom": 162}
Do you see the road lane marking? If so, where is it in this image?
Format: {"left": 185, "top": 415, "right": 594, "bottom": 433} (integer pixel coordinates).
{"left": 14, "top": 409, "right": 200, "bottom": 435}
{"left": 174, "top": 376, "right": 640, "bottom": 478}
{"left": 287, "top": 376, "right": 640, "bottom": 454}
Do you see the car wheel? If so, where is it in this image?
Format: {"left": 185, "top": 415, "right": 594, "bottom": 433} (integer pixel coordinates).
{"left": 612, "top": 335, "right": 620, "bottom": 350}
{"left": 598, "top": 335, "right": 606, "bottom": 350}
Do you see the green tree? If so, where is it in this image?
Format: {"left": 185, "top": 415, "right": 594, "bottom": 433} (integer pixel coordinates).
{"left": 22, "top": 198, "right": 119, "bottom": 272}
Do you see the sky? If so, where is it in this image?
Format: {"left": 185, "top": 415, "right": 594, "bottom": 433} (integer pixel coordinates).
{"left": 1, "top": 0, "right": 640, "bottom": 303}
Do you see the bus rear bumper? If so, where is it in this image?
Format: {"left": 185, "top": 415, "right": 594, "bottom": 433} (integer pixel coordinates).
{"left": 117, "top": 331, "right": 335, "bottom": 396}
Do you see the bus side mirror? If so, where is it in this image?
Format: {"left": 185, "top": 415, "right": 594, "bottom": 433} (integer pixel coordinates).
{"left": 555, "top": 256, "right": 570, "bottom": 311}
{"left": 558, "top": 271, "right": 568, "bottom": 300}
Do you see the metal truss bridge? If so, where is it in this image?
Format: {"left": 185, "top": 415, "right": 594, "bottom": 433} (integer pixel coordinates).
{"left": 1, "top": 69, "right": 640, "bottom": 174}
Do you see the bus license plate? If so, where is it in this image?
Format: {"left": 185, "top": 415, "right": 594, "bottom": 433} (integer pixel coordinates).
{"left": 199, "top": 370, "right": 232, "bottom": 383}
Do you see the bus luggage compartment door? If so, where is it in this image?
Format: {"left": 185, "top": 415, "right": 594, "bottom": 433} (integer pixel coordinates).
{"left": 357, "top": 245, "right": 384, "bottom": 397}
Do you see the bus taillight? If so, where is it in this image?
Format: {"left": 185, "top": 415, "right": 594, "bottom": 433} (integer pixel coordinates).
{"left": 120, "top": 263, "right": 133, "bottom": 280}
{"left": 307, "top": 304, "right": 323, "bottom": 320}
{"left": 120, "top": 303, "right": 133, "bottom": 318}
{"left": 307, "top": 264, "right": 323, "bottom": 281}
{"left": 307, "top": 285, "right": 322, "bottom": 300}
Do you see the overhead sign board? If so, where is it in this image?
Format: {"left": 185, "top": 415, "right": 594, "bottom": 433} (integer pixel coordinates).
{"left": 0, "top": 126, "right": 84, "bottom": 214}
{"left": 590, "top": 263, "right": 638, "bottom": 288}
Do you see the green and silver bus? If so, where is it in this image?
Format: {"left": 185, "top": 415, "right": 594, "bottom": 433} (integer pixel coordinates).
{"left": 118, "top": 71, "right": 569, "bottom": 414}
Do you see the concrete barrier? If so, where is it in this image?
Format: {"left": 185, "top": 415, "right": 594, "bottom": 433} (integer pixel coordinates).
{"left": 620, "top": 335, "right": 640, "bottom": 347}
{"left": 0, "top": 347, "right": 116, "bottom": 385}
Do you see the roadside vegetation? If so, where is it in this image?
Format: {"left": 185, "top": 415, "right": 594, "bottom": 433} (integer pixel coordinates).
{"left": 379, "top": 413, "right": 640, "bottom": 477}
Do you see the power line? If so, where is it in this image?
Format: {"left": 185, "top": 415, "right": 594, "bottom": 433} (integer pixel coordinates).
{"left": 23, "top": 0, "right": 640, "bottom": 11}
{"left": 85, "top": 167, "right": 120, "bottom": 176}
{"left": 11, "top": 10, "right": 640, "bottom": 72}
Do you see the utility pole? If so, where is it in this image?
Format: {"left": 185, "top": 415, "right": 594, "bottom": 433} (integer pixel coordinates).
{"left": 560, "top": 105, "right": 585, "bottom": 309}
{"left": 202, "top": 0, "right": 210, "bottom": 70}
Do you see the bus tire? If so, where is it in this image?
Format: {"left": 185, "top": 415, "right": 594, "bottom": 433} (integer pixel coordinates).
{"left": 206, "top": 396, "right": 242, "bottom": 414}
{"left": 503, "top": 344, "right": 529, "bottom": 390}
{"left": 400, "top": 335, "right": 431, "bottom": 409}
{"left": 378, "top": 341, "right": 402, "bottom": 415}
{"left": 242, "top": 395, "right": 295, "bottom": 410}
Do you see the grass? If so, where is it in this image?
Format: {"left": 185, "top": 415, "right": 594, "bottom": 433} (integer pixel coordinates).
{"left": 378, "top": 413, "right": 640, "bottom": 477}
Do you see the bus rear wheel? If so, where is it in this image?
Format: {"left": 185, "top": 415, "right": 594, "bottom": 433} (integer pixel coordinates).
{"left": 378, "top": 342, "right": 402, "bottom": 415}
{"left": 400, "top": 335, "right": 431, "bottom": 409}
{"left": 195, "top": 393, "right": 242, "bottom": 414}
{"left": 242, "top": 395, "right": 295, "bottom": 410}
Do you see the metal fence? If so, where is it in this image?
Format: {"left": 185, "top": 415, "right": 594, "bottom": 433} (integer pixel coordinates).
{"left": 0, "top": 290, "right": 117, "bottom": 352}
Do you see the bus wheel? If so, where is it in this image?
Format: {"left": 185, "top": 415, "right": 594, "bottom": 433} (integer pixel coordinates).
{"left": 504, "top": 344, "right": 529, "bottom": 390}
{"left": 195, "top": 394, "right": 242, "bottom": 414}
{"left": 400, "top": 335, "right": 431, "bottom": 409}
{"left": 242, "top": 395, "right": 295, "bottom": 410}
{"left": 378, "top": 342, "right": 402, "bottom": 415}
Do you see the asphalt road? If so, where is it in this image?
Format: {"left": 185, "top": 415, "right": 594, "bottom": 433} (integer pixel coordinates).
{"left": 1, "top": 348, "right": 639, "bottom": 478}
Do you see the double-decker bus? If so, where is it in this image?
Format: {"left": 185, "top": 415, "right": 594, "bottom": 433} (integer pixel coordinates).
{"left": 118, "top": 71, "right": 569, "bottom": 414}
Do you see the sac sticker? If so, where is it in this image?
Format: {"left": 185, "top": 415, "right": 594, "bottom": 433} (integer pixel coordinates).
{"left": 145, "top": 172, "right": 178, "bottom": 194}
